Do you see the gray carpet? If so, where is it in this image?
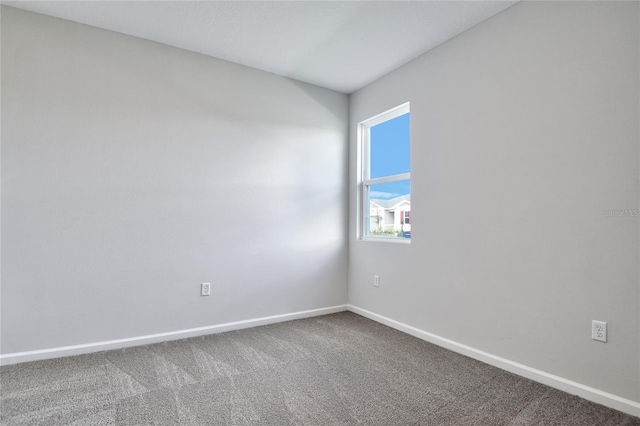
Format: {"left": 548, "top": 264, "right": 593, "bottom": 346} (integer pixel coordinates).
{"left": 1, "top": 312, "right": 638, "bottom": 425}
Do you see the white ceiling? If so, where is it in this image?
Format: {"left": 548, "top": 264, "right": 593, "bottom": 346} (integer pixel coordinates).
{"left": 3, "top": 1, "right": 515, "bottom": 93}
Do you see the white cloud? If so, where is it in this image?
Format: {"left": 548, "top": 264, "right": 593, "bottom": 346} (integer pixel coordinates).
{"left": 370, "top": 191, "right": 400, "bottom": 199}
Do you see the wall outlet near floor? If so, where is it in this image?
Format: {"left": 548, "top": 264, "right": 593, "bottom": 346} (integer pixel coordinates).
{"left": 373, "top": 275, "right": 380, "bottom": 288}
{"left": 201, "top": 282, "right": 211, "bottom": 296}
{"left": 592, "top": 320, "right": 607, "bottom": 343}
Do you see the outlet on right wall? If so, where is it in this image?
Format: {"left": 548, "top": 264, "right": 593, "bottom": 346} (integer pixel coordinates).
{"left": 349, "top": 1, "right": 639, "bottom": 404}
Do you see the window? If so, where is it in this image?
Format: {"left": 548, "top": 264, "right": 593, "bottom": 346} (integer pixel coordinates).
{"left": 359, "top": 103, "right": 410, "bottom": 241}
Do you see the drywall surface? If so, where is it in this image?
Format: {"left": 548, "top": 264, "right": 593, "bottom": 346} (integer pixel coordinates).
{"left": 1, "top": 6, "right": 348, "bottom": 354}
{"left": 349, "top": 1, "right": 640, "bottom": 402}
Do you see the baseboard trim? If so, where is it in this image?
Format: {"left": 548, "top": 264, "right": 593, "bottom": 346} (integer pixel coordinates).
{"left": 347, "top": 304, "right": 640, "bottom": 418}
{"left": 0, "top": 304, "right": 348, "bottom": 366}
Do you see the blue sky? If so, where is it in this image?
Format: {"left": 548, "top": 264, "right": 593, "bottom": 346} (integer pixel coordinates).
{"left": 370, "top": 112, "right": 410, "bottom": 200}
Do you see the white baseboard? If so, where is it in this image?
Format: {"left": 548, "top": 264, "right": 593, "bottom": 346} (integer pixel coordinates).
{"left": 0, "top": 304, "right": 348, "bottom": 366}
{"left": 347, "top": 304, "right": 640, "bottom": 418}
{"left": 2, "top": 303, "right": 637, "bottom": 417}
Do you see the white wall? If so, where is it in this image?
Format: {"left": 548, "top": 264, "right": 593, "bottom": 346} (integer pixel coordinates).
{"left": 349, "top": 1, "right": 639, "bottom": 403}
{"left": 1, "top": 6, "right": 348, "bottom": 354}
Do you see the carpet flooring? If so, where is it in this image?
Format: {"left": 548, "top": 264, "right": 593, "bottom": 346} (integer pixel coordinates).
{"left": 1, "top": 312, "right": 638, "bottom": 425}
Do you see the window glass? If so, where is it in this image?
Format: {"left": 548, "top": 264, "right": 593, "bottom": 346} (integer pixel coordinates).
{"left": 370, "top": 113, "right": 410, "bottom": 179}
{"left": 366, "top": 180, "right": 411, "bottom": 239}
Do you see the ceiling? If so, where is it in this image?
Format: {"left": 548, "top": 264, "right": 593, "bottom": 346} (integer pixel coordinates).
{"left": 3, "top": 1, "right": 516, "bottom": 93}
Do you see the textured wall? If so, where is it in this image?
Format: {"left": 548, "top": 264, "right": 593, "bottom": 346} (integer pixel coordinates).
{"left": 349, "top": 1, "right": 639, "bottom": 402}
{"left": 1, "top": 6, "right": 348, "bottom": 354}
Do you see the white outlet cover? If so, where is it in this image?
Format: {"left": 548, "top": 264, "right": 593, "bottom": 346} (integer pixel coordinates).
{"left": 592, "top": 320, "right": 607, "bottom": 343}
{"left": 201, "top": 282, "right": 211, "bottom": 296}
{"left": 373, "top": 275, "right": 380, "bottom": 287}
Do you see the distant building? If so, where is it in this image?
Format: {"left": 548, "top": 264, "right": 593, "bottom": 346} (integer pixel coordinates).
{"left": 369, "top": 194, "right": 410, "bottom": 233}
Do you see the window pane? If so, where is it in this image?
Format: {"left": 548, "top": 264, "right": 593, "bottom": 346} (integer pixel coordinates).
{"left": 366, "top": 179, "right": 411, "bottom": 239}
{"left": 370, "top": 112, "right": 410, "bottom": 179}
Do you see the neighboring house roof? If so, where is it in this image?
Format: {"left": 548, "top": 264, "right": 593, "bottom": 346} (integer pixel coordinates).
{"left": 370, "top": 194, "right": 411, "bottom": 210}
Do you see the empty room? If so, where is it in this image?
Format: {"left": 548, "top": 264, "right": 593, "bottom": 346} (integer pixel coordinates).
{"left": 1, "top": 1, "right": 639, "bottom": 424}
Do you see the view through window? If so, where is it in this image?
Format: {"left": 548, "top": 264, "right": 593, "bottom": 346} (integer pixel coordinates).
{"left": 360, "top": 103, "right": 410, "bottom": 241}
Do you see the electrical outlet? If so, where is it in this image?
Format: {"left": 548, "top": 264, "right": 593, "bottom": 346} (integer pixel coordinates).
{"left": 592, "top": 320, "right": 607, "bottom": 343}
{"left": 201, "top": 282, "right": 211, "bottom": 296}
{"left": 373, "top": 275, "right": 380, "bottom": 288}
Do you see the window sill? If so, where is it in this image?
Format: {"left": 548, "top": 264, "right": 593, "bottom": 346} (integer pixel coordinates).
{"left": 359, "top": 237, "right": 411, "bottom": 244}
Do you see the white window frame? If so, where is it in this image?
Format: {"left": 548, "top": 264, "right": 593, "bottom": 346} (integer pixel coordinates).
{"left": 357, "top": 102, "right": 410, "bottom": 243}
